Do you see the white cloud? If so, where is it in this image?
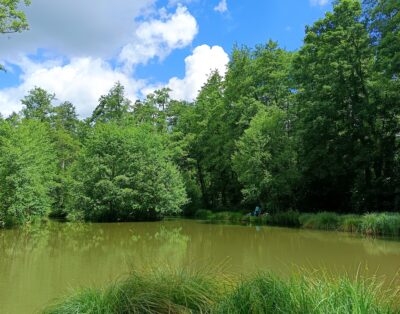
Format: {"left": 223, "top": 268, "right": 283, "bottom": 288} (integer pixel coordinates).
{"left": 0, "top": 0, "right": 156, "bottom": 59}
{"left": 166, "top": 45, "right": 229, "bottom": 101}
{"left": 119, "top": 6, "right": 198, "bottom": 71}
{"left": 0, "top": 58, "right": 143, "bottom": 118}
{"left": 0, "top": 4, "right": 202, "bottom": 118}
{"left": 310, "top": 0, "right": 329, "bottom": 6}
{"left": 168, "top": 0, "right": 193, "bottom": 6}
{"left": 214, "top": 0, "right": 228, "bottom": 13}
{"left": 0, "top": 45, "right": 229, "bottom": 118}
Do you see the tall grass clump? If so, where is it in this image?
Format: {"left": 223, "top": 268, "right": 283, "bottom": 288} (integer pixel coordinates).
{"left": 210, "top": 211, "right": 243, "bottom": 223}
{"left": 215, "top": 274, "right": 294, "bottom": 313}
{"left": 300, "top": 212, "right": 340, "bottom": 230}
{"left": 360, "top": 213, "right": 400, "bottom": 237}
{"left": 44, "top": 270, "right": 400, "bottom": 314}
{"left": 340, "top": 215, "right": 363, "bottom": 233}
{"left": 216, "top": 273, "right": 399, "bottom": 314}
{"left": 44, "top": 270, "right": 223, "bottom": 314}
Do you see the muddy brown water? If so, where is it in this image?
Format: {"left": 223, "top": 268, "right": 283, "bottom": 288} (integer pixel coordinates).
{"left": 0, "top": 219, "right": 399, "bottom": 314}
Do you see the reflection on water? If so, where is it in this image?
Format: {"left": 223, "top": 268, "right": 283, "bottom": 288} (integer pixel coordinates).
{"left": 0, "top": 220, "right": 399, "bottom": 314}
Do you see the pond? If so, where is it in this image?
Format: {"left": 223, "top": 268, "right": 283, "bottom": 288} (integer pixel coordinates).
{"left": 0, "top": 219, "right": 400, "bottom": 314}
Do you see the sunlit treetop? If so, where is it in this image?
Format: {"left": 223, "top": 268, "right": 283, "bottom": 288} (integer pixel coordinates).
{"left": 0, "top": 0, "right": 30, "bottom": 71}
{"left": 0, "top": 0, "right": 30, "bottom": 34}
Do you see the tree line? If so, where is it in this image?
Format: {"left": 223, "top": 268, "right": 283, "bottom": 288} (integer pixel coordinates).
{"left": 0, "top": 0, "right": 399, "bottom": 227}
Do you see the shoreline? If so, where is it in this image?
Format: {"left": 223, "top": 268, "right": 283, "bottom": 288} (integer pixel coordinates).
{"left": 191, "top": 210, "right": 400, "bottom": 238}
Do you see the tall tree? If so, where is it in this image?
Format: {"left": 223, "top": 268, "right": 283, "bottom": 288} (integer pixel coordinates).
{"left": 50, "top": 102, "right": 80, "bottom": 217}
{"left": 0, "top": 120, "right": 56, "bottom": 227}
{"left": 131, "top": 88, "right": 173, "bottom": 132}
{"left": 51, "top": 101, "right": 79, "bottom": 133}
{"left": 21, "top": 87, "right": 55, "bottom": 122}
{"left": 91, "top": 82, "right": 131, "bottom": 123}
{"left": 363, "top": 0, "right": 400, "bottom": 210}
{"left": 294, "top": 0, "right": 374, "bottom": 212}
{"left": 233, "top": 106, "right": 299, "bottom": 212}
{"left": 184, "top": 72, "right": 240, "bottom": 209}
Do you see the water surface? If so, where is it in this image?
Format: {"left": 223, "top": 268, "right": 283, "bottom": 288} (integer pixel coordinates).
{"left": 0, "top": 220, "right": 399, "bottom": 313}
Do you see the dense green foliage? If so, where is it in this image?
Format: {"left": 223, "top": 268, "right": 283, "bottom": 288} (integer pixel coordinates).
{"left": 74, "top": 123, "right": 187, "bottom": 222}
{"left": 44, "top": 270, "right": 399, "bottom": 314}
{"left": 0, "top": 0, "right": 399, "bottom": 226}
{"left": 232, "top": 106, "right": 298, "bottom": 212}
{"left": 0, "top": 120, "right": 56, "bottom": 227}
{"left": 0, "top": 0, "right": 30, "bottom": 34}
{"left": 171, "top": 0, "right": 399, "bottom": 214}
{"left": 0, "top": 84, "right": 188, "bottom": 226}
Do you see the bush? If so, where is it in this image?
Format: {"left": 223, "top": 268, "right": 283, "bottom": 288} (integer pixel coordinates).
{"left": 360, "top": 213, "right": 400, "bottom": 237}
{"left": 300, "top": 212, "right": 340, "bottom": 230}
{"left": 194, "top": 209, "right": 214, "bottom": 220}
{"left": 339, "top": 215, "right": 363, "bottom": 233}
{"left": 227, "top": 212, "right": 245, "bottom": 223}
{"left": 269, "top": 210, "right": 301, "bottom": 227}
{"left": 194, "top": 210, "right": 245, "bottom": 223}
{"left": 211, "top": 212, "right": 233, "bottom": 221}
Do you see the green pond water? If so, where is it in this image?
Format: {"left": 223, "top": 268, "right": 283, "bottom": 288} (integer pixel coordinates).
{"left": 1, "top": 219, "right": 400, "bottom": 314}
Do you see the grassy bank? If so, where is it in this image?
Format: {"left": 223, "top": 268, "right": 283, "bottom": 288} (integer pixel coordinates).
{"left": 194, "top": 210, "right": 400, "bottom": 237}
{"left": 44, "top": 270, "right": 399, "bottom": 314}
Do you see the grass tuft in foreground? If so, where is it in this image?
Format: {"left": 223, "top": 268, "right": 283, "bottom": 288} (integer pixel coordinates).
{"left": 44, "top": 270, "right": 400, "bottom": 314}
{"left": 44, "top": 269, "right": 223, "bottom": 314}
{"left": 216, "top": 273, "right": 399, "bottom": 314}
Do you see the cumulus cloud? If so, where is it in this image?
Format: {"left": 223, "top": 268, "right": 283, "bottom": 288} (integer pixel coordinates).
{"left": 310, "top": 0, "right": 329, "bottom": 6}
{"left": 168, "top": 0, "right": 193, "bottom": 6}
{"left": 166, "top": 45, "right": 229, "bottom": 101}
{"left": 0, "top": 45, "right": 229, "bottom": 117}
{"left": 0, "top": 58, "right": 143, "bottom": 118}
{"left": 214, "top": 0, "right": 228, "bottom": 13}
{"left": 0, "top": 0, "right": 156, "bottom": 60}
{"left": 119, "top": 6, "right": 198, "bottom": 71}
{"left": 0, "top": 4, "right": 202, "bottom": 117}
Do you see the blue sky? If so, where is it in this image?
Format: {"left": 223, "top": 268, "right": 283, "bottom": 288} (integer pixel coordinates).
{"left": 0, "top": 0, "right": 332, "bottom": 117}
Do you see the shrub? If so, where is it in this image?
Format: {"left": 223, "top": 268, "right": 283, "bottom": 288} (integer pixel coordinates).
{"left": 340, "top": 215, "right": 363, "bottom": 233}
{"left": 360, "top": 213, "right": 400, "bottom": 237}
{"left": 194, "top": 209, "right": 214, "bottom": 220}
{"left": 269, "top": 210, "right": 301, "bottom": 227}
{"left": 300, "top": 212, "right": 340, "bottom": 230}
{"left": 211, "top": 212, "right": 234, "bottom": 221}
{"left": 228, "top": 212, "right": 245, "bottom": 223}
